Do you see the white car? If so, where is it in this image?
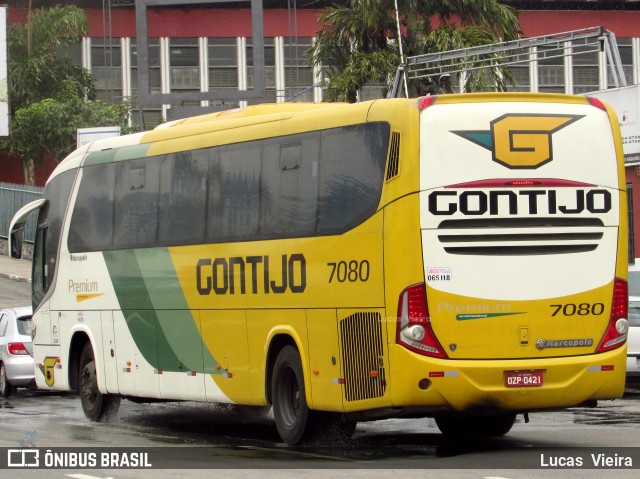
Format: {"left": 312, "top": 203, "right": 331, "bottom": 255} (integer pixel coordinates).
{"left": 627, "top": 296, "right": 640, "bottom": 383}
{"left": 0, "top": 306, "right": 34, "bottom": 397}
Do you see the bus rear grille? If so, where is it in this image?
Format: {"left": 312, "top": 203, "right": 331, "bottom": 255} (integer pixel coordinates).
{"left": 340, "top": 312, "right": 386, "bottom": 402}
{"left": 436, "top": 217, "right": 604, "bottom": 255}
{"left": 442, "top": 244, "right": 598, "bottom": 255}
{"left": 385, "top": 132, "right": 401, "bottom": 180}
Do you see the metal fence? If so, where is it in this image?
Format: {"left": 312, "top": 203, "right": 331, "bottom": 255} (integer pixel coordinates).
{"left": 0, "top": 182, "right": 43, "bottom": 242}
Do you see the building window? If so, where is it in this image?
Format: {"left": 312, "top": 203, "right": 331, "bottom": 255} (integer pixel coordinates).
{"left": 283, "top": 37, "right": 314, "bottom": 102}
{"left": 91, "top": 37, "right": 122, "bottom": 103}
{"left": 505, "top": 47, "right": 531, "bottom": 92}
{"left": 538, "top": 45, "right": 565, "bottom": 93}
{"left": 208, "top": 38, "right": 239, "bottom": 108}
{"left": 169, "top": 38, "right": 200, "bottom": 106}
{"left": 130, "top": 37, "right": 163, "bottom": 128}
{"left": 247, "top": 38, "right": 276, "bottom": 103}
{"left": 609, "top": 38, "right": 633, "bottom": 87}
{"left": 573, "top": 43, "right": 599, "bottom": 94}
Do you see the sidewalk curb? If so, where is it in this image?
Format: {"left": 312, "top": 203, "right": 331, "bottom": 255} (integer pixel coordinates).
{"left": 0, "top": 271, "right": 31, "bottom": 283}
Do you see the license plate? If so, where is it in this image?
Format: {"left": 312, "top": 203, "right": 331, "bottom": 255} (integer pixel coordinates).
{"left": 504, "top": 370, "right": 544, "bottom": 387}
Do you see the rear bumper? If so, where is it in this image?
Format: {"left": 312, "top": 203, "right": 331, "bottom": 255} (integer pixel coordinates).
{"left": 384, "top": 345, "right": 627, "bottom": 413}
{"left": 4, "top": 355, "right": 35, "bottom": 386}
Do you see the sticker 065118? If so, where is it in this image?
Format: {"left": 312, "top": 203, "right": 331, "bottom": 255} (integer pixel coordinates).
{"left": 426, "top": 266, "right": 452, "bottom": 282}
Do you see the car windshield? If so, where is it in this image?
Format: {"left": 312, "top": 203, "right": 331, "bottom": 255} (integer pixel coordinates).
{"left": 629, "top": 302, "right": 640, "bottom": 328}
{"left": 17, "top": 316, "right": 33, "bottom": 336}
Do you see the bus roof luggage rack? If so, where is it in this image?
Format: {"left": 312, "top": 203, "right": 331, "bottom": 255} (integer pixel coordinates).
{"left": 391, "top": 26, "right": 626, "bottom": 97}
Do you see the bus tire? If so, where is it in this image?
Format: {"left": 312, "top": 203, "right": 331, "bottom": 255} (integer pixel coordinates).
{"left": 1, "top": 363, "right": 16, "bottom": 398}
{"left": 435, "top": 413, "right": 516, "bottom": 438}
{"left": 79, "top": 342, "right": 120, "bottom": 422}
{"left": 271, "top": 345, "right": 312, "bottom": 445}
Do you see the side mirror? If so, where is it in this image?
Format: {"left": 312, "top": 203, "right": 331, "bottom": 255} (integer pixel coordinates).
{"left": 8, "top": 198, "right": 47, "bottom": 261}
{"left": 10, "top": 226, "right": 24, "bottom": 259}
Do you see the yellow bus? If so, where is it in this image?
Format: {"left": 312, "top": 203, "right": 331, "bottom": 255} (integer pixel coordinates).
{"left": 10, "top": 93, "right": 630, "bottom": 445}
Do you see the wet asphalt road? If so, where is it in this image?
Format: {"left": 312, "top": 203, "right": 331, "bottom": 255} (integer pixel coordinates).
{"left": 0, "top": 276, "right": 31, "bottom": 309}
{"left": 1, "top": 276, "right": 640, "bottom": 477}
{"left": 0, "top": 386, "right": 639, "bottom": 478}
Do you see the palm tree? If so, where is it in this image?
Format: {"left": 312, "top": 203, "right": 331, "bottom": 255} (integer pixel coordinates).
{"left": 309, "top": 0, "right": 521, "bottom": 102}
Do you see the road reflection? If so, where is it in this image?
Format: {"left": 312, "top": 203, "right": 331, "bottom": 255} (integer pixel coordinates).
{"left": 2, "top": 386, "right": 639, "bottom": 469}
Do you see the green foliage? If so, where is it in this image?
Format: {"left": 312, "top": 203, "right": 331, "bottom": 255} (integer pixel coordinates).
{"left": 8, "top": 5, "right": 94, "bottom": 113}
{"left": 3, "top": 5, "right": 134, "bottom": 183}
{"left": 10, "top": 98, "right": 133, "bottom": 166}
{"left": 309, "top": 0, "right": 522, "bottom": 101}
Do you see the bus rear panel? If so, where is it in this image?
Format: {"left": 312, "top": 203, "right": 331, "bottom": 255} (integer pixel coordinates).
{"left": 389, "top": 94, "right": 627, "bottom": 414}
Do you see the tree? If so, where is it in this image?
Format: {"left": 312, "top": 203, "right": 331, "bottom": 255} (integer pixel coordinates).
{"left": 10, "top": 98, "right": 132, "bottom": 168}
{"left": 309, "top": 0, "right": 522, "bottom": 102}
{"left": 3, "top": 5, "right": 132, "bottom": 185}
{"left": 8, "top": 4, "right": 94, "bottom": 113}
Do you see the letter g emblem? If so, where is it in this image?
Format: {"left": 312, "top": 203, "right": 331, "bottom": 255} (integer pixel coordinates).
{"left": 454, "top": 113, "right": 584, "bottom": 169}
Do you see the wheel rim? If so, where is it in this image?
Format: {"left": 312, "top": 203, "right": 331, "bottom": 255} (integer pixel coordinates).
{"left": 280, "top": 365, "right": 301, "bottom": 427}
{"left": 80, "top": 360, "right": 98, "bottom": 409}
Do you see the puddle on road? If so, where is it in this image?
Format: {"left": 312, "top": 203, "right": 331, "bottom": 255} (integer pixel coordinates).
{"left": 1, "top": 390, "right": 77, "bottom": 414}
{"left": 572, "top": 407, "right": 640, "bottom": 426}
{"left": 570, "top": 393, "right": 640, "bottom": 426}
{"left": 67, "top": 423, "right": 101, "bottom": 443}
{"left": 1, "top": 409, "right": 52, "bottom": 416}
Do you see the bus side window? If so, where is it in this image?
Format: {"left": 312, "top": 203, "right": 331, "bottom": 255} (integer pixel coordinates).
{"left": 68, "top": 164, "right": 115, "bottom": 253}
{"left": 261, "top": 134, "right": 320, "bottom": 238}
{"left": 207, "top": 142, "right": 261, "bottom": 243}
{"left": 318, "top": 123, "right": 389, "bottom": 235}
{"left": 159, "top": 150, "right": 208, "bottom": 246}
{"left": 114, "top": 159, "right": 160, "bottom": 249}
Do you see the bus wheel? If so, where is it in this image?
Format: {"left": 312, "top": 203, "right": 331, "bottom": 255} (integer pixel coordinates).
{"left": 1, "top": 363, "right": 16, "bottom": 398}
{"left": 272, "top": 345, "right": 311, "bottom": 445}
{"left": 435, "top": 413, "right": 516, "bottom": 438}
{"left": 79, "top": 343, "right": 120, "bottom": 421}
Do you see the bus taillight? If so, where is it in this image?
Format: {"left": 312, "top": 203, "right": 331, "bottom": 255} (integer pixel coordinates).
{"left": 587, "top": 96, "right": 607, "bottom": 111}
{"left": 397, "top": 283, "right": 447, "bottom": 358}
{"left": 418, "top": 96, "right": 437, "bottom": 110}
{"left": 596, "top": 278, "right": 629, "bottom": 353}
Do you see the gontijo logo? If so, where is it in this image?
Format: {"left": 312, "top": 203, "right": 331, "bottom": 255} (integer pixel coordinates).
{"left": 453, "top": 114, "right": 584, "bottom": 169}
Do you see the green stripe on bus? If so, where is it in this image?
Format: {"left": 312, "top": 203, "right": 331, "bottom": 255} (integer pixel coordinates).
{"left": 84, "top": 143, "right": 152, "bottom": 166}
{"left": 134, "top": 249, "right": 219, "bottom": 374}
{"left": 103, "top": 249, "right": 188, "bottom": 372}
